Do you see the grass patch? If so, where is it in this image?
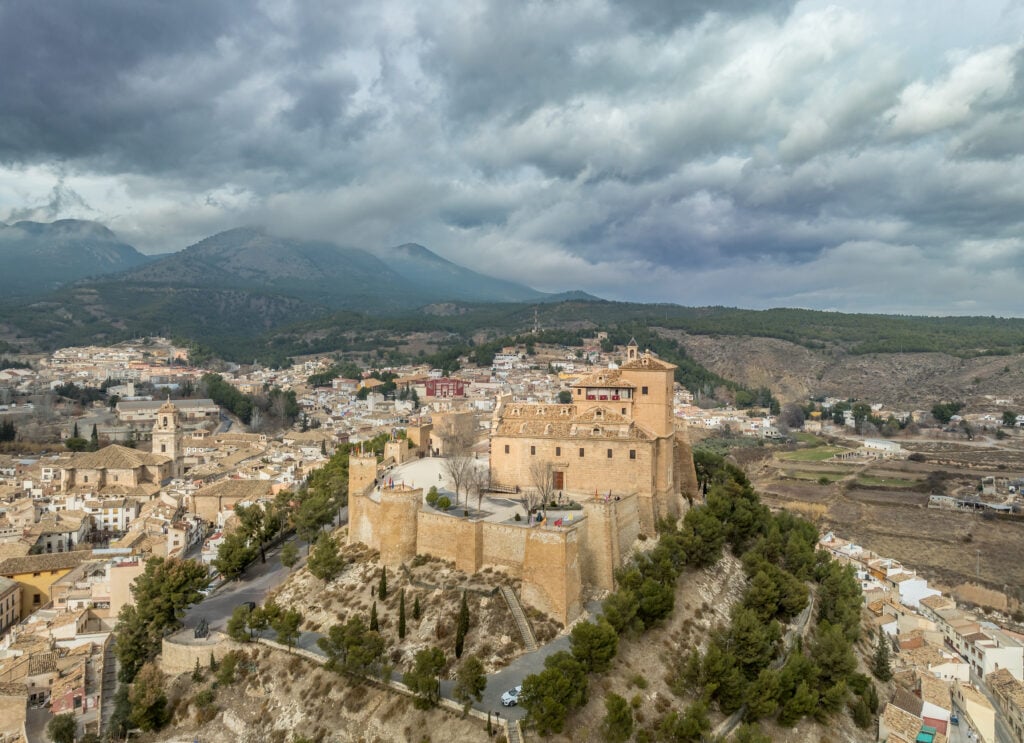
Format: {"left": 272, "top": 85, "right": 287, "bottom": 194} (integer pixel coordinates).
{"left": 778, "top": 446, "right": 848, "bottom": 462}
{"left": 793, "top": 432, "right": 826, "bottom": 445}
{"left": 784, "top": 470, "right": 846, "bottom": 483}
{"left": 855, "top": 475, "right": 917, "bottom": 488}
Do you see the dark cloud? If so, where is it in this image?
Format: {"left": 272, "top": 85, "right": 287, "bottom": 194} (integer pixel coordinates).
{"left": 0, "top": 0, "right": 1021, "bottom": 315}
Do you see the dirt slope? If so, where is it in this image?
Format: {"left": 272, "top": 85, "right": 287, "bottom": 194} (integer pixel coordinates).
{"left": 664, "top": 330, "right": 1024, "bottom": 407}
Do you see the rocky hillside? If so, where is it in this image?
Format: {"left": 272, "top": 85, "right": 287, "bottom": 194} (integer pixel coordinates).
{"left": 666, "top": 330, "right": 1024, "bottom": 408}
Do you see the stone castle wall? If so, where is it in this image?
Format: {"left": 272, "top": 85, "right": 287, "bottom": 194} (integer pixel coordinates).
{"left": 349, "top": 486, "right": 585, "bottom": 624}
{"left": 379, "top": 487, "right": 420, "bottom": 567}
{"left": 674, "top": 430, "right": 699, "bottom": 503}
{"left": 581, "top": 493, "right": 640, "bottom": 591}
{"left": 481, "top": 522, "right": 528, "bottom": 573}
{"left": 522, "top": 526, "right": 582, "bottom": 625}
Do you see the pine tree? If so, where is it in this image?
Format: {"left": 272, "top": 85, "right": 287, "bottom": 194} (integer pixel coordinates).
{"left": 379, "top": 567, "right": 388, "bottom": 600}
{"left": 398, "top": 590, "right": 407, "bottom": 640}
{"left": 370, "top": 601, "right": 378, "bottom": 631}
{"left": 413, "top": 594, "right": 421, "bottom": 620}
{"left": 872, "top": 631, "right": 892, "bottom": 681}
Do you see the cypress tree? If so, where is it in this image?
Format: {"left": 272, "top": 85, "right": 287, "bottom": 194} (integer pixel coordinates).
{"left": 73, "top": 421, "right": 79, "bottom": 438}
{"left": 455, "top": 591, "right": 470, "bottom": 658}
{"left": 872, "top": 631, "right": 892, "bottom": 681}
{"left": 458, "top": 591, "right": 470, "bottom": 635}
{"left": 398, "top": 590, "right": 407, "bottom": 639}
{"left": 379, "top": 567, "right": 388, "bottom": 600}
{"left": 413, "top": 594, "right": 421, "bottom": 620}
{"left": 90, "top": 424, "right": 99, "bottom": 451}
{"left": 370, "top": 601, "right": 379, "bottom": 632}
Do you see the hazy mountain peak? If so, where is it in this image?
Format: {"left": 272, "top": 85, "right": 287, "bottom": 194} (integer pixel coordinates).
{"left": 0, "top": 218, "right": 150, "bottom": 296}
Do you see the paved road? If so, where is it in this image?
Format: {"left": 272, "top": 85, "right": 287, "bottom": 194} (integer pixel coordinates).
{"left": 967, "top": 670, "right": 1013, "bottom": 743}
{"left": 183, "top": 535, "right": 308, "bottom": 632}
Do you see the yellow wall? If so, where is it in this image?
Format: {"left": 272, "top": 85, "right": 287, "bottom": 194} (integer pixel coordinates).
{"left": 3, "top": 567, "right": 75, "bottom": 617}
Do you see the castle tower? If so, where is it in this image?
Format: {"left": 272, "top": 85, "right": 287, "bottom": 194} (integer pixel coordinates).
{"left": 151, "top": 398, "right": 183, "bottom": 478}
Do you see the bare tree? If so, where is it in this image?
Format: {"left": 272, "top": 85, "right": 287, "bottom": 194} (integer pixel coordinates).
{"left": 438, "top": 416, "right": 476, "bottom": 506}
{"left": 248, "top": 406, "right": 264, "bottom": 433}
{"left": 468, "top": 464, "right": 490, "bottom": 514}
{"left": 527, "top": 460, "right": 554, "bottom": 518}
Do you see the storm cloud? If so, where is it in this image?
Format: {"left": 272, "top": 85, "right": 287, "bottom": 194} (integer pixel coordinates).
{"left": 1, "top": 0, "right": 1022, "bottom": 315}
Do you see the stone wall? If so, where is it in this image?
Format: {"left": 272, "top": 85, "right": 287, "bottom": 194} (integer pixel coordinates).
{"left": 581, "top": 494, "right": 640, "bottom": 591}
{"left": 347, "top": 492, "right": 380, "bottom": 550}
{"left": 378, "top": 487, "right": 420, "bottom": 567}
{"left": 674, "top": 429, "right": 700, "bottom": 505}
{"left": 416, "top": 512, "right": 483, "bottom": 574}
{"left": 481, "top": 522, "right": 527, "bottom": 574}
{"left": 349, "top": 454, "right": 378, "bottom": 495}
{"left": 521, "top": 526, "right": 582, "bottom": 626}
{"left": 160, "top": 630, "right": 235, "bottom": 675}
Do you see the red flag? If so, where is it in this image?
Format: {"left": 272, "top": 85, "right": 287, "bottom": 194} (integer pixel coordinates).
{"left": 554, "top": 518, "right": 563, "bottom": 527}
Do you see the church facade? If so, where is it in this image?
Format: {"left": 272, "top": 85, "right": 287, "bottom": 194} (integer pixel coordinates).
{"left": 489, "top": 341, "right": 695, "bottom": 534}
{"left": 59, "top": 399, "right": 184, "bottom": 496}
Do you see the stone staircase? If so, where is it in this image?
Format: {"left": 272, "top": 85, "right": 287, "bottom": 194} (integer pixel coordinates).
{"left": 505, "top": 718, "right": 523, "bottom": 743}
{"left": 500, "top": 585, "right": 537, "bottom": 652}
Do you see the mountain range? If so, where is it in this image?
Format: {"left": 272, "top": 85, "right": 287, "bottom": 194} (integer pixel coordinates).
{"left": 0, "top": 220, "right": 584, "bottom": 308}
{"left": 0, "top": 220, "right": 593, "bottom": 351}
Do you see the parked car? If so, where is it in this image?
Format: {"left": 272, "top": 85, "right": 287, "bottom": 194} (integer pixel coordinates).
{"left": 501, "top": 686, "right": 522, "bottom": 707}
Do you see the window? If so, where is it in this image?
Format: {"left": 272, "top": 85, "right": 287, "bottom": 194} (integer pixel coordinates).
{"left": 641, "top": 386, "right": 649, "bottom": 395}
{"left": 579, "top": 448, "right": 585, "bottom": 458}
{"left": 555, "top": 447, "right": 561, "bottom": 456}
{"left": 607, "top": 449, "right": 613, "bottom": 458}
{"left": 83, "top": 475, "right": 88, "bottom": 483}
{"left": 621, "top": 408, "right": 627, "bottom": 415}
{"left": 530, "top": 446, "right": 536, "bottom": 455}
{"left": 504, "top": 445, "right": 510, "bottom": 454}
{"left": 161, "top": 444, "right": 167, "bottom": 453}
{"left": 33, "top": 593, "right": 40, "bottom": 605}
{"left": 629, "top": 449, "right": 636, "bottom": 460}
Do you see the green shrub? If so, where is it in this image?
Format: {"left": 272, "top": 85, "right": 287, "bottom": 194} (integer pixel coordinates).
{"left": 436, "top": 496, "right": 451, "bottom": 510}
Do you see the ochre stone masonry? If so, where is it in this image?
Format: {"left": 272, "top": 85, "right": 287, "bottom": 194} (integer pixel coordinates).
{"left": 347, "top": 343, "right": 698, "bottom": 626}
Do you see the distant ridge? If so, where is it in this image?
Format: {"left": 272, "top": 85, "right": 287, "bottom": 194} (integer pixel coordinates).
{"left": 377, "top": 242, "right": 547, "bottom": 303}
{"left": 0, "top": 219, "right": 152, "bottom": 296}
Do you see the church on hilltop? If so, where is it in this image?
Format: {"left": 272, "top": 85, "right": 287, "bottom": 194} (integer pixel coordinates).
{"left": 347, "top": 341, "right": 699, "bottom": 625}
{"left": 489, "top": 339, "right": 694, "bottom": 535}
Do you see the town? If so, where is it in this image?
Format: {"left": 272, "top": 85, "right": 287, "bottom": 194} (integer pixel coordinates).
{"left": 0, "top": 335, "right": 1023, "bottom": 742}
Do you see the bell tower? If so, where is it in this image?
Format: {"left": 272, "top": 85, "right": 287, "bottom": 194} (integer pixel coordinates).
{"left": 152, "top": 398, "right": 183, "bottom": 478}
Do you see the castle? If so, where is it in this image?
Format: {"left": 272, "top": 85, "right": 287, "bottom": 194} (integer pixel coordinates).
{"left": 347, "top": 342, "right": 699, "bottom": 625}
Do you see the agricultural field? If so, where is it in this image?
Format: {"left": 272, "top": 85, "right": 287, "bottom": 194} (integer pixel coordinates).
{"left": 737, "top": 430, "right": 1024, "bottom": 611}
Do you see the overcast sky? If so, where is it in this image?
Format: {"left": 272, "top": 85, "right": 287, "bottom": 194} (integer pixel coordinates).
{"left": 1, "top": 1, "right": 1022, "bottom": 315}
